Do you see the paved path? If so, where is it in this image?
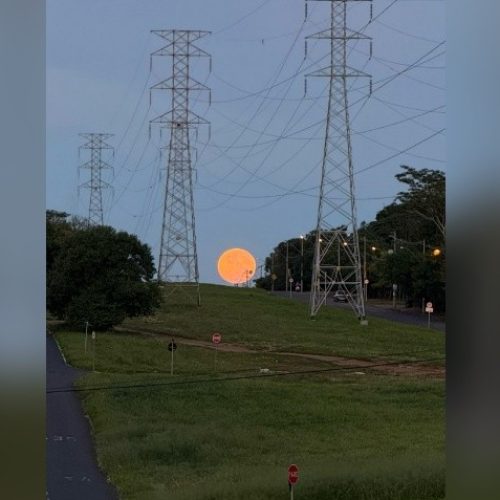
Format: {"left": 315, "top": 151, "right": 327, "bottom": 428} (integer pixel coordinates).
{"left": 274, "top": 292, "right": 446, "bottom": 332}
{"left": 46, "top": 335, "right": 118, "bottom": 500}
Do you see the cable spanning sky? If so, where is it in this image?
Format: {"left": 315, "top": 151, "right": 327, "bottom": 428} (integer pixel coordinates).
{"left": 46, "top": 0, "right": 445, "bottom": 284}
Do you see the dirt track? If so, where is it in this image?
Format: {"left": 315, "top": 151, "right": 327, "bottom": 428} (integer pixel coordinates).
{"left": 116, "top": 326, "right": 445, "bottom": 378}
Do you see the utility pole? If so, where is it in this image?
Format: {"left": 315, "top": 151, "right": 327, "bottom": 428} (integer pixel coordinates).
{"left": 363, "top": 235, "right": 367, "bottom": 302}
{"left": 149, "top": 30, "right": 211, "bottom": 306}
{"left": 306, "top": 0, "right": 372, "bottom": 324}
{"left": 78, "top": 133, "right": 114, "bottom": 226}
{"left": 286, "top": 241, "right": 289, "bottom": 294}
{"left": 422, "top": 239, "right": 426, "bottom": 313}
{"left": 300, "top": 235, "right": 305, "bottom": 293}
{"left": 392, "top": 230, "right": 397, "bottom": 309}
{"left": 271, "top": 252, "right": 275, "bottom": 292}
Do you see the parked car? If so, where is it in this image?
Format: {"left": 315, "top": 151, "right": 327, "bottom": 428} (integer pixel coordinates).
{"left": 332, "top": 290, "right": 347, "bottom": 302}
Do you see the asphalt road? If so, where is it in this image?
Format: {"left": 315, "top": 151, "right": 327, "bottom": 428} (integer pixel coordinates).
{"left": 274, "top": 292, "right": 446, "bottom": 332}
{"left": 46, "top": 335, "right": 118, "bottom": 500}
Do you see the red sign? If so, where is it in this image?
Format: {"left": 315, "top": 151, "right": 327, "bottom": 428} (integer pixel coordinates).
{"left": 288, "top": 464, "right": 299, "bottom": 485}
{"left": 212, "top": 333, "right": 222, "bottom": 345}
{"left": 426, "top": 302, "right": 433, "bottom": 308}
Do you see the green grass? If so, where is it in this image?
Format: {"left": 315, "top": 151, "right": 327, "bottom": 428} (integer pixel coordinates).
{"left": 72, "top": 369, "right": 444, "bottom": 500}
{"left": 53, "top": 284, "right": 445, "bottom": 499}
{"left": 124, "top": 284, "right": 444, "bottom": 363}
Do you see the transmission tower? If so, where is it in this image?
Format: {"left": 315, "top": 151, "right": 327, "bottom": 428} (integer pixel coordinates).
{"left": 305, "top": 0, "right": 372, "bottom": 323}
{"left": 149, "top": 30, "right": 211, "bottom": 305}
{"left": 78, "top": 133, "right": 114, "bottom": 226}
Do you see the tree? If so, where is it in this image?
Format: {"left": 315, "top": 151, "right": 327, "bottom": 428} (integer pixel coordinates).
{"left": 47, "top": 213, "right": 161, "bottom": 329}
{"left": 395, "top": 165, "right": 445, "bottom": 242}
{"left": 256, "top": 165, "right": 446, "bottom": 311}
{"left": 362, "top": 166, "right": 445, "bottom": 310}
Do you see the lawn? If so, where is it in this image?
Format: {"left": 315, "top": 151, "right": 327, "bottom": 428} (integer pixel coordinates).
{"left": 123, "top": 284, "right": 445, "bottom": 363}
{"left": 53, "top": 284, "right": 445, "bottom": 499}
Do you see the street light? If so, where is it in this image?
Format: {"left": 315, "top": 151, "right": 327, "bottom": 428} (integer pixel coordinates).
{"left": 299, "top": 234, "right": 305, "bottom": 293}
{"left": 432, "top": 248, "right": 441, "bottom": 257}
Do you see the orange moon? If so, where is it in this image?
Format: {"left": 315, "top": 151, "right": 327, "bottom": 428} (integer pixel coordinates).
{"left": 217, "top": 248, "right": 257, "bottom": 285}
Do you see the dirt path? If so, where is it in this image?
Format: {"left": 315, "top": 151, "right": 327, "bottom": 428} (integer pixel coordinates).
{"left": 116, "top": 326, "right": 445, "bottom": 378}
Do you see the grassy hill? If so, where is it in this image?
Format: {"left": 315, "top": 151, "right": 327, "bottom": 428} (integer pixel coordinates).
{"left": 123, "top": 284, "right": 445, "bottom": 363}
{"left": 54, "top": 284, "right": 445, "bottom": 499}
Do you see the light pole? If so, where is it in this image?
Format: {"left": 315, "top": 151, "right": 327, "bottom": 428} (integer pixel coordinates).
{"left": 285, "top": 241, "right": 289, "bottom": 294}
{"left": 391, "top": 231, "right": 397, "bottom": 309}
{"left": 363, "top": 236, "right": 367, "bottom": 302}
{"left": 422, "top": 239, "right": 426, "bottom": 313}
{"left": 300, "top": 235, "right": 304, "bottom": 293}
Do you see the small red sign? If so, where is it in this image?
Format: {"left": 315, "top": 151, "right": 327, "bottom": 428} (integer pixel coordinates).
{"left": 288, "top": 464, "right": 299, "bottom": 485}
{"left": 426, "top": 302, "right": 433, "bottom": 308}
{"left": 212, "top": 333, "right": 222, "bottom": 345}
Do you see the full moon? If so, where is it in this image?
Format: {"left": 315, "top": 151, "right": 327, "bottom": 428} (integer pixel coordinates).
{"left": 217, "top": 248, "right": 257, "bottom": 285}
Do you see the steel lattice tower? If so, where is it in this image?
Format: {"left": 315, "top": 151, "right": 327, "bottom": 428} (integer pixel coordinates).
{"left": 306, "top": 0, "right": 372, "bottom": 323}
{"left": 78, "top": 133, "right": 114, "bottom": 226}
{"left": 149, "top": 30, "right": 211, "bottom": 305}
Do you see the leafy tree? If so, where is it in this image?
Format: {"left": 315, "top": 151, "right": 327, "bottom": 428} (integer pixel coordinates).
{"left": 256, "top": 166, "right": 446, "bottom": 311}
{"left": 362, "top": 166, "right": 445, "bottom": 310}
{"left": 395, "top": 165, "right": 445, "bottom": 241}
{"left": 47, "top": 213, "right": 161, "bottom": 330}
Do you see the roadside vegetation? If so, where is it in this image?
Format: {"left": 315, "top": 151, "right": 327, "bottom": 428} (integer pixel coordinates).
{"left": 53, "top": 283, "right": 445, "bottom": 499}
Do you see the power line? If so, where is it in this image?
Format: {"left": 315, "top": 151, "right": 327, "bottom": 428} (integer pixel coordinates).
{"left": 46, "top": 356, "right": 444, "bottom": 395}
{"left": 212, "top": 0, "right": 275, "bottom": 36}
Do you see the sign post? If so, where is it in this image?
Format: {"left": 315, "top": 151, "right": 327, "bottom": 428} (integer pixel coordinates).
{"left": 84, "top": 321, "right": 89, "bottom": 354}
{"left": 91, "top": 330, "right": 96, "bottom": 371}
{"left": 425, "top": 302, "right": 433, "bottom": 328}
{"left": 168, "top": 338, "right": 177, "bottom": 375}
{"left": 288, "top": 464, "right": 299, "bottom": 500}
{"left": 212, "top": 333, "right": 222, "bottom": 371}
{"left": 289, "top": 278, "right": 294, "bottom": 298}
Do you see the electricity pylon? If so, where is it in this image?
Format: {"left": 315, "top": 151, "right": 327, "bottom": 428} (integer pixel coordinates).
{"left": 149, "top": 30, "right": 211, "bottom": 305}
{"left": 78, "top": 133, "right": 114, "bottom": 226}
{"left": 305, "top": 0, "right": 372, "bottom": 323}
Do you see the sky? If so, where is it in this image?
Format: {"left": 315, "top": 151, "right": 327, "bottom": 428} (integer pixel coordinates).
{"left": 46, "top": 0, "right": 446, "bottom": 284}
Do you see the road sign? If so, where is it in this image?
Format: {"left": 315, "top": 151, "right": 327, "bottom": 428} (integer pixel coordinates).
{"left": 289, "top": 278, "right": 294, "bottom": 283}
{"left": 426, "top": 302, "right": 433, "bottom": 308}
{"left": 212, "top": 333, "right": 222, "bottom": 344}
{"left": 364, "top": 279, "right": 369, "bottom": 284}
{"left": 168, "top": 342, "right": 177, "bottom": 352}
{"left": 271, "top": 274, "right": 277, "bottom": 280}
{"left": 425, "top": 306, "right": 434, "bottom": 313}
{"left": 288, "top": 464, "right": 299, "bottom": 485}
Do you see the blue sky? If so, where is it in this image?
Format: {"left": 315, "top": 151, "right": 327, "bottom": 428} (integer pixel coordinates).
{"left": 47, "top": 0, "right": 445, "bottom": 284}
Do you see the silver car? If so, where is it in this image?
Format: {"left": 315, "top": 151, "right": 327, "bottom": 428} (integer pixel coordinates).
{"left": 332, "top": 290, "right": 348, "bottom": 302}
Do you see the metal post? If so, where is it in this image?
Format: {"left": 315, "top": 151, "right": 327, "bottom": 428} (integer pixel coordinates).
{"left": 300, "top": 236, "right": 304, "bottom": 293}
{"left": 214, "top": 345, "right": 218, "bottom": 372}
{"left": 392, "top": 231, "right": 397, "bottom": 309}
{"left": 91, "top": 331, "right": 96, "bottom": 372}
{"left": 422, "top": 239, "right": 426, "bottom": 313}
{"left": 171, "top": 338, "right": 174, "bottom": 376}
{"left": 84, "top": 321, "right": 89, "bottom": 354}
{"left": 363, "top": 236, "right": 367, "bottom": 302}
{"left": 286, "top": 241, "right": 289, "bottom": 294}
{"left": 271, "top": 252, "right": 275, "bottom": 292}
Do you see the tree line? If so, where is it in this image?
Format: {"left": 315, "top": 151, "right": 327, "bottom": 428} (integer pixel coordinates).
{"left": 47, "top": 211, "right": 161, "bottom": 330}
{"left": 255, "top": 166, "right": 446, "bottom": 311}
